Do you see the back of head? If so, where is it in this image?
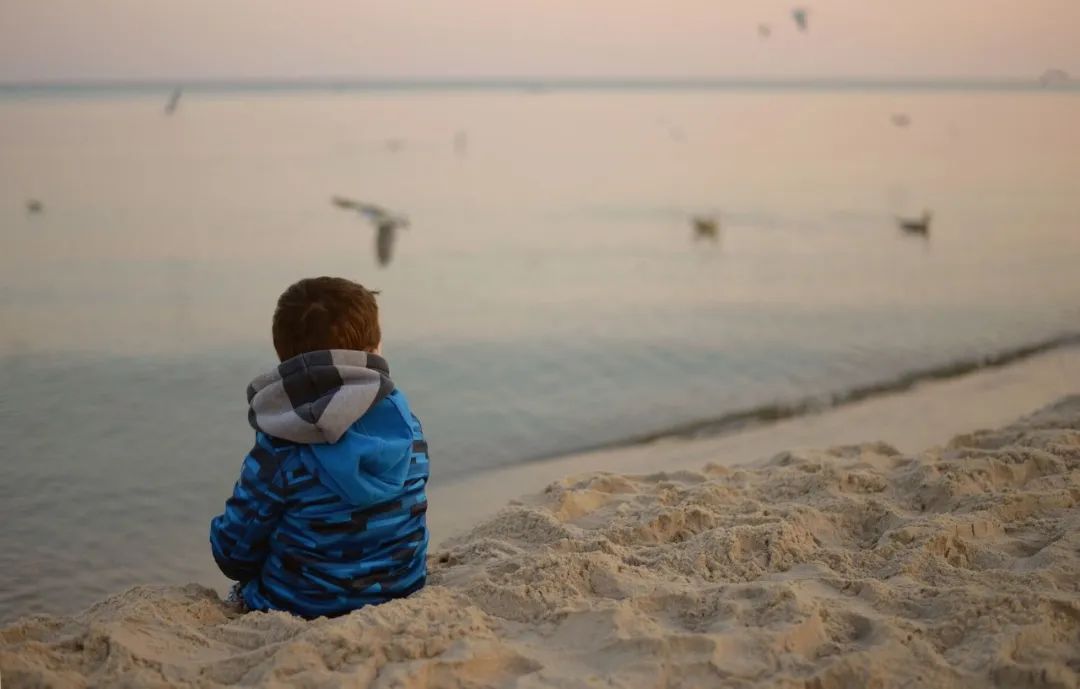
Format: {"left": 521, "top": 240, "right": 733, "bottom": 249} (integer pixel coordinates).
{"left": 272, "top": 277, "right": 381, "bottom": 361}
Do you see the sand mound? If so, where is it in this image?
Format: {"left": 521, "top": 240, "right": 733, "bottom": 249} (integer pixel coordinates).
{"left": 4, "top": 397, "right": 1080, "bottom": 688}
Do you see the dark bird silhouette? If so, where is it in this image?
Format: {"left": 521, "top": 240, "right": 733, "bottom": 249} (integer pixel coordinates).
{"left": 897, "top": 210, "right": 932, "bottom": 236}
{"left": 332, "top": 196, "right": 410, "bottom": 267}
{"left": 791, "top": 7, "right": 809, "bottom": 31}
{"left": 165, "top": 88, "right": 182, "bottom": 115}
{"left": 692, "top": 215, "right": 720, "bottom": 241}
{"left": 891, "top": 113, "right": 911, "bottom": 127}
{"left": 26, "top": 199, "right": 43, "bottom": 214}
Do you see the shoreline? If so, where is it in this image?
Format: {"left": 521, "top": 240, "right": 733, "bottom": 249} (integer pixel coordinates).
{"left": 429, "top": 342, "right": 1080, "bottom": 545}
{"left": 516, "top": 331, "right": 1080, "bottom": 465}
{"left": 0, "top": 342, "right": 1076, "bottom": 625}
{"left": 4, "top": 389, "right": 1078, "bottom": 687}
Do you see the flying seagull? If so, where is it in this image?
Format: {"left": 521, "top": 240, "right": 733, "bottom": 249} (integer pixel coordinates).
{"left": 331, "top": 196, "right": 410, "bottom": 267}
{"left": 165, "top": 88, "right": 182, "bottom": 115}
{"left": 791, "top": 7, "right": 809, "bottom": 31}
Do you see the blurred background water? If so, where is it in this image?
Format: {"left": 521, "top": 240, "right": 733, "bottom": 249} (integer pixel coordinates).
{"left": 1, "top": 86, "right": 1079, "bottom": 620}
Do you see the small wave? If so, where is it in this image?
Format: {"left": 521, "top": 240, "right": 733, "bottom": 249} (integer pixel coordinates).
{"left": 565, "top": 331, "right": 1080, "bottom": 454}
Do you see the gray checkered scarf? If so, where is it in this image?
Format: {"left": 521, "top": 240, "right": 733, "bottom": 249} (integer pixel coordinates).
{"left": 247, "top": 350, "right": 395, "bottom": 444}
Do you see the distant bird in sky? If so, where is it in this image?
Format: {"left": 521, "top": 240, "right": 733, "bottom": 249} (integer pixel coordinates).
{"left": 758, "top": 23, "right": 772, "bottom": 38}
{"left": 164, "top": 88, "right": 182, "bottom": 115}
{"left": 791, "top": 7, "right": 809, "bottom": 31}
{"left": 891, "top": 113, "right": 912, "bottom": 128}
{"left": 897, "top": 210, "right": 931, "bottom": 236}
{"left": 692, "top": 215, "right": 720, "bottom": 241}
{"left": 331, "top": 196, "right": 410, "bottom": 267}
{"left": 26, "top": 199, "right": 43, "bottom": 214}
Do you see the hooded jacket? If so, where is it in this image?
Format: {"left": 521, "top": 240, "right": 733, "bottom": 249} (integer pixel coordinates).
{"left": 210, "top": 350, "right": 429, "bottom": 619}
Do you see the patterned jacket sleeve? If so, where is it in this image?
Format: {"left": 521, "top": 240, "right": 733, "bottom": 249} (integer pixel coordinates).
{"left": 209, "top": 436, "right": 289, "bottom": 582}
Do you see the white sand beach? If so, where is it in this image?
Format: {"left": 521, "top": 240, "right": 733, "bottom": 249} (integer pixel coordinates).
{"left": 3, "top": 355, "right": 1079, "bottom": 687}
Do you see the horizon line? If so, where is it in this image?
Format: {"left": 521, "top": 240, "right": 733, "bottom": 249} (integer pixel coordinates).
{"left": 1, "top": 75, "right": 1078, "bottom": 93}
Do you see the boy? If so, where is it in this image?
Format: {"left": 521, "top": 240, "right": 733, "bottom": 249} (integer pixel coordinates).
{"left": 210, "top": 277, "right": 429, "bottom": 619}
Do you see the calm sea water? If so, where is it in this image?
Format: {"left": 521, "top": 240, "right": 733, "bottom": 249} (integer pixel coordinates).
{"left": 2, "top": 87, "right": 1079, "bottom": 621}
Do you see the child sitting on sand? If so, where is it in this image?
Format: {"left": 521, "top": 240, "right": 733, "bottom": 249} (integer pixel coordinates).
{"left": 210, "top": 276, "right": 429, "bottom": 619}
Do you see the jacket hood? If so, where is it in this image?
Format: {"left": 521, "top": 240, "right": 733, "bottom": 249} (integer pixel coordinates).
{"left": 247, "top": 349, "right": 395, "bottom": 445}
{"left": 247, "top": 350, "right": 414, "bottom": 506}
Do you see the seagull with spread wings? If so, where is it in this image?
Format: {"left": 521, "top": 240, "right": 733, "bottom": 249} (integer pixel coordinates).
{"left": 331, "top": 196, "right": 410, "bottom": 267}
{"left": 791, "top": 7, "right": 809, "bottom": 31}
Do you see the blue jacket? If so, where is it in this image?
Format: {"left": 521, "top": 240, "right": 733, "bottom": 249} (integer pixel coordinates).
{"left": 210, "top": 350, "right": 429, "bottom": 619}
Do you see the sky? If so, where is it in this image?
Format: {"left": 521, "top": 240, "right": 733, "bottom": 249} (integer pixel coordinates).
{"left": 1, "top": 0, "right": 1077, "bottom": 82}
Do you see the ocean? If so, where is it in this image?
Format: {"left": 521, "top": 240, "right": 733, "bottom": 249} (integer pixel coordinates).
{"left": 1, "top": 84, "right": 1078, "bottom": 620}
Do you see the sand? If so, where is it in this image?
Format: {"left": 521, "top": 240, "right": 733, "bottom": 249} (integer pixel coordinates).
{"left": 3, "top": 395, "right": 1080, "bottom": 688}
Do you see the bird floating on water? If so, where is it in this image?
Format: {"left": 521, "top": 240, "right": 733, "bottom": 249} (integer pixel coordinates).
{"left": 791, "top": 7, "right": 809, "bottom": 31}
{"left": 26, "top": 199, "right": 44, "bottom": 214}
{"left": 897, "top": 211, "right": 931, "bottom": 236}
{"left": 331, "top": 196, "right": 410, "bottom": 267}
{"left": 692, "top": 215, "right": 720, "bottom": 241}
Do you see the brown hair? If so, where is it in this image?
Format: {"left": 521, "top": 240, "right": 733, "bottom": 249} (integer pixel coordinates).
{"left": 272, "top": 277, "right": 381, "bottom": 361}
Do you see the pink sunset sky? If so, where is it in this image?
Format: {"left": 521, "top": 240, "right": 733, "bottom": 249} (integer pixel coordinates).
{"left": 1, "top": 0, "right": 1077, "bottom": 82}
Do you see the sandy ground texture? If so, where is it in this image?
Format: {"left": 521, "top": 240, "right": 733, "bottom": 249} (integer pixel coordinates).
{"left": 3, "top": 396, "right": 1080, "bottom": 688}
